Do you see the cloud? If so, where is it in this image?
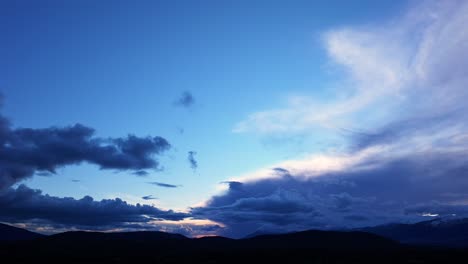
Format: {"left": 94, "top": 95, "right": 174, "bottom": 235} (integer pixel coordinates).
{"left": 143, "top": 218, "right": 224, "bottom": 238}
{"left": 0, "top": 185, "right": 187, "bottom": 228}
{"left": 147, "top": 182, "right": 181, "bottom": 188}
{"left": 220, "top": 181, "right": 244, "bottom": 191}
{"left": 234, "top": 1, "right": 468, "bottom": 136}
{"left": 142, "top": 195, "right": 158, "bottom": 200}
{"left": 71, "top": 179, "right": 81, "bottom": 183}
{"left": 195, "top": 1, "right": 468, "bottom": 238}
{"left": 35, "top": 172, "right": 53, "bottom": 177}
{"left": 193, "top": 148, "right": 468, "bottom": 238}
{"left": 174, "top": 91, "right": 195, "bottom": 108}
{"left": 0, "top": 113, "right": 170, "bottom": 190}
{"left": 132, "top": 170, "right": 149, "bottom": 177}
{"left": 188, "top": 151, "right": 197, "bottom": 170}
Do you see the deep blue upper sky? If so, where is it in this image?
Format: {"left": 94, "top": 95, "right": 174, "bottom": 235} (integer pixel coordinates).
{"left": 0, "top": 0, "right": 406, "bottom": 208}
{"left": 2, "top": 0, "right": 468, "bottom": 238}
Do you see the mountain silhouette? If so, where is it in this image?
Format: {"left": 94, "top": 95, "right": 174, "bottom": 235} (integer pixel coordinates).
{"left": 0, "top": 223, "right": 44, "bottom": 241}
{"left": 0, "top": 226, "right": 403, "bottom": 263}
{"left": 244, "top": 229, "right": 398, "bottom": 249}
{"left": 1, "top": 222, "right": 468, "bottom": 263}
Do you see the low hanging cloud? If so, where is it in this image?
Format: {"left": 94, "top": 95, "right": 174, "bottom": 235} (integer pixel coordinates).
{"left": 0, "top": 113, "right": 170, "bottom": 190}
{"left": 0, "top": 185, "right": 187, "bottom": 229}
{"left": 147, "top": 181, "right": 181, "bottom": 188}
{"left": 188, "top": 151, "right": 198, "bottom": 171}
{"left": 194, "top": 1, "right": 468, "bottom": 238}
{"left": 174, "top": 91, "right": 195, "bottom": 108}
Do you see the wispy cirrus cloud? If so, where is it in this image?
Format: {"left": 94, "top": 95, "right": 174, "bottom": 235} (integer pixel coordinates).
{"left": 147, "top": 182, "right": 181, "bottom": 188}
{"left": 234, "top": 1, "right": 468, "bottom": 136}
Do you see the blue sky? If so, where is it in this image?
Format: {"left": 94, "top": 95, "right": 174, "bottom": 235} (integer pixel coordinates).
{"left": 0, "top": 0, "right": 406, "bottom": 208}
{"left": 2, "top": 0, "right": 468, "bottom": 238}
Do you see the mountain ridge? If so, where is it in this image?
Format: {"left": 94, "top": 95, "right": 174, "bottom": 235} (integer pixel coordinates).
{"left": 0, "top": 223, "right": 44, "bottom": 241}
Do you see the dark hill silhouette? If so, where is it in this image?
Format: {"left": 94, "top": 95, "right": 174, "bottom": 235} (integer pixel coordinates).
{"left": 0, "top": 223, "right": 44, "bottom": 241}
{"left": 361, "top": 217, "right": 468, "bottom": 248}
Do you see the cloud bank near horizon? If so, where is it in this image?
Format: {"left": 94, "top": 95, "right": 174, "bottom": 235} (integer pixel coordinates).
{"left": 0, "top": 107, "right": 187, "bottom": 233}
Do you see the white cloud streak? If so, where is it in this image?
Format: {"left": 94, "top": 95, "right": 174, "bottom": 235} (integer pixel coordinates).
{"left": 234, "top": 0, "right": 468, "bottom": 137}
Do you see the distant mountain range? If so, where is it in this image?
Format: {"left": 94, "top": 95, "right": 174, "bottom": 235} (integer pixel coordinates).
{"left": 2, "top": 219, "right": 468, "bottom": 263}
{"left": 361, "top": 218, "right": 468, "bottom": 248}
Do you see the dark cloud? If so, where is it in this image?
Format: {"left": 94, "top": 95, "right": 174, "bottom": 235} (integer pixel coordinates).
{"left": 174, "top": 91, "right": 194, "bottom": 108}
{"left": 0, "top": 185, "right": 187, "bottom": 228}
{"left": 0, "top": 114, "right": 170, "bottom": 189}
{"left": 220, "top": 181, "right": 243, "bottom": 191}
{"left": 71, "top": 179, "right": 80, "bottom": 183}
{"left": 142, "top": 195, "right": 158, "bottom": 200}
{"left": 188, "top": 151, "right": 197, "bottom": 170}
{"left": 193, "top": 151, "right": 468, "bottom": 238}
{"left": 147, "top": 182, "right": 181, "bottom": 188}
{"left": 133, "top": 170, "right": 149, "bottom": 177}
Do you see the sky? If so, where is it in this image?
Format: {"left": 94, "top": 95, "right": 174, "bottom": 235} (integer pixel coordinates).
{"left": 1, "top": 0, "right": 468, "bottom": 238}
